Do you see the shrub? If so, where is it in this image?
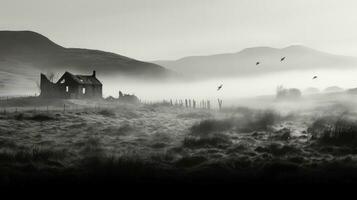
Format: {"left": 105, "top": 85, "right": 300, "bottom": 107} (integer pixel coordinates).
{"left": 308, "top": 115, "right": 357, "bottom": 145}
{"left": 189, "top": 109, "right": 280, "bottom": 136}
{"left": 238, "top": 109, "right": 281, "bottom": 132}
{"left": 247, "top": 110, "right": 280, "bottom": 131}
{"left": 190, "top": 119, "right": 235, "bottom": 136}
{"left": 14, "top": 113, "right": 25, "bottom": 120}
{"left": 184, "top": 119, "right": 233, "bottom": 148}
{"left": 97, "top": 109, "right": 116, "bottom": 117}
{"left": 29, "top": 113, "right": 55, "bottom": 121}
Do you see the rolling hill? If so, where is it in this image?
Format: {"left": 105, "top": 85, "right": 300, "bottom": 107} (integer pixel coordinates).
{"left": 0, "top": 31, "right": 173, "bottom": 79}
{"left": 154, "top": 45, "right": 357, "bottom": 79}
{"left": 0, "top": 30, "right": 178, "bottom": 95}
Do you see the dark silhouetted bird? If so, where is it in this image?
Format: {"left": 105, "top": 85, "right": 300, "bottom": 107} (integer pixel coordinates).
{"left": 280, "top": 57, "right": 286, "bottom": 62}
{"left": 313, "top": 76, "right": 318, "bottom": 79}
{"left": 256, "top": 62, "right": 260, "bottom": 65}
{"left": 217, "top": 84, "right": 223, "bottom": 91}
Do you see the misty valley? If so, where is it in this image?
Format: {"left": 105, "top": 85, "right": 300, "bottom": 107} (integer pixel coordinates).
{"left": 2, "top": 29, "right": 357, "bottom": 187}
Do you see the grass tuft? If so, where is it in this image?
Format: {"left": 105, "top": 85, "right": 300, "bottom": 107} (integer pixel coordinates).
{"left": 97, "top": 109, "right": 116, "bottom": 117}
{"left": 309, "top": 114, "right": 357, "bottom": 146}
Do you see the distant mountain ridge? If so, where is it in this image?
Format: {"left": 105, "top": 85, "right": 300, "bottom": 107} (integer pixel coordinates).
{"left": 154, "top": 45, "right": 357, "bottom": 79}
{"left": 0, "top": 31, "right": 173, "bottom": 78}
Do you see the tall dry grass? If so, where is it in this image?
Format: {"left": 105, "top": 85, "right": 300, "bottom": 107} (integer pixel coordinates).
{"left": 309, "top": 114, "right": 357, "bottom": 145}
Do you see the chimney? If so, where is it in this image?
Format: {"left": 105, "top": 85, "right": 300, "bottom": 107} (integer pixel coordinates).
{"left": 92, "top": 70, "right": 96, "bottom": 77}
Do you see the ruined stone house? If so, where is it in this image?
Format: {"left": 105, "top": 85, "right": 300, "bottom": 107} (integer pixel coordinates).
{"left": 40, "top": 71, "right": 102, "bottom": 99}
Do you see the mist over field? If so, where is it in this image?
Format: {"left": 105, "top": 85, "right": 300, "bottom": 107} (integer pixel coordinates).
{"left": 2, "top": 68, "right": 357, "bottom": 102}
{"left": 1, "top": 31, "right": 357, "bottom": 103}
{"left": 3, "top": 0, "right": 357, "bottom": 189}
{"left": 102, "top": 68, "right": 357, "bottom": 101}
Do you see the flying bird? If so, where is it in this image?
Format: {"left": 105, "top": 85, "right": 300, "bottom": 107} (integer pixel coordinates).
{"left": 256, "top": 62, "right": 260, "bottom": 66}
{"left": 313, "top": 76, "right": 318, "bottom": 79}
{"left": 217, "top": 84, "right": 223, "bottom": 91}
{"left": 280, "top": 57, "right": 286, "bottom": 62}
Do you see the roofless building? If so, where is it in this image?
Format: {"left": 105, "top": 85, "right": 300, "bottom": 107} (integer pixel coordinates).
{"left": 40, "top": 71, "right": 102, "bottom": 99}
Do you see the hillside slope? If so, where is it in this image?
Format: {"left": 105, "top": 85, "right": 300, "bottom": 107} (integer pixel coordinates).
{"left": 155, "top": 45, "right": 357, "bottom": 79}
{"left": 0, "top": 31, "right": 172, "bottom": 78}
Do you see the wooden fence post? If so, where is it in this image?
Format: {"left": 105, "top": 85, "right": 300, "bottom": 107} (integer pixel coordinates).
{"left": 217, "top": 99, "right": 222, "bottom": 111}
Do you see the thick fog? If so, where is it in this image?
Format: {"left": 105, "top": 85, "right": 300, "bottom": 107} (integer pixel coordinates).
{"left": 102, "top": 68, "right": 357, "bottom": 102}
{"left": 1, "top": 68, "right": 357, "bottom": 106}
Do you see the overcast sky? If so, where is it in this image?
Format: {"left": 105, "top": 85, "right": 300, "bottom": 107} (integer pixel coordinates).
{"left": 1, "top": 0, "right": 357, "bottom": 60}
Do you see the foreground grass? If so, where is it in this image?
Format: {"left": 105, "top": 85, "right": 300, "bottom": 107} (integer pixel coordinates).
{"left": 308, "top": 113, "right": 357, "bottom": 146}
{"left": 2, "top": 146, "right": 357, "bottom": 186}
{"left": 2, "top": 102, "right": 357, "bottom": 186}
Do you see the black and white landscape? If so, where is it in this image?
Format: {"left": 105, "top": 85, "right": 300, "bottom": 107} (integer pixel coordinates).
{"left": 1, "top": 0, "right": 357, "bottom": 188}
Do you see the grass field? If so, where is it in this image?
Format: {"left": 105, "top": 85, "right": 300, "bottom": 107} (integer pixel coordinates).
{"left": 1, "top": 95, "right": 357, "bottom": 186}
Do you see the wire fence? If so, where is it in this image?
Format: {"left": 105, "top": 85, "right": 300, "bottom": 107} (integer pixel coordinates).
{"left": 147, "top": 99, "right": 224, "bottom": 110}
